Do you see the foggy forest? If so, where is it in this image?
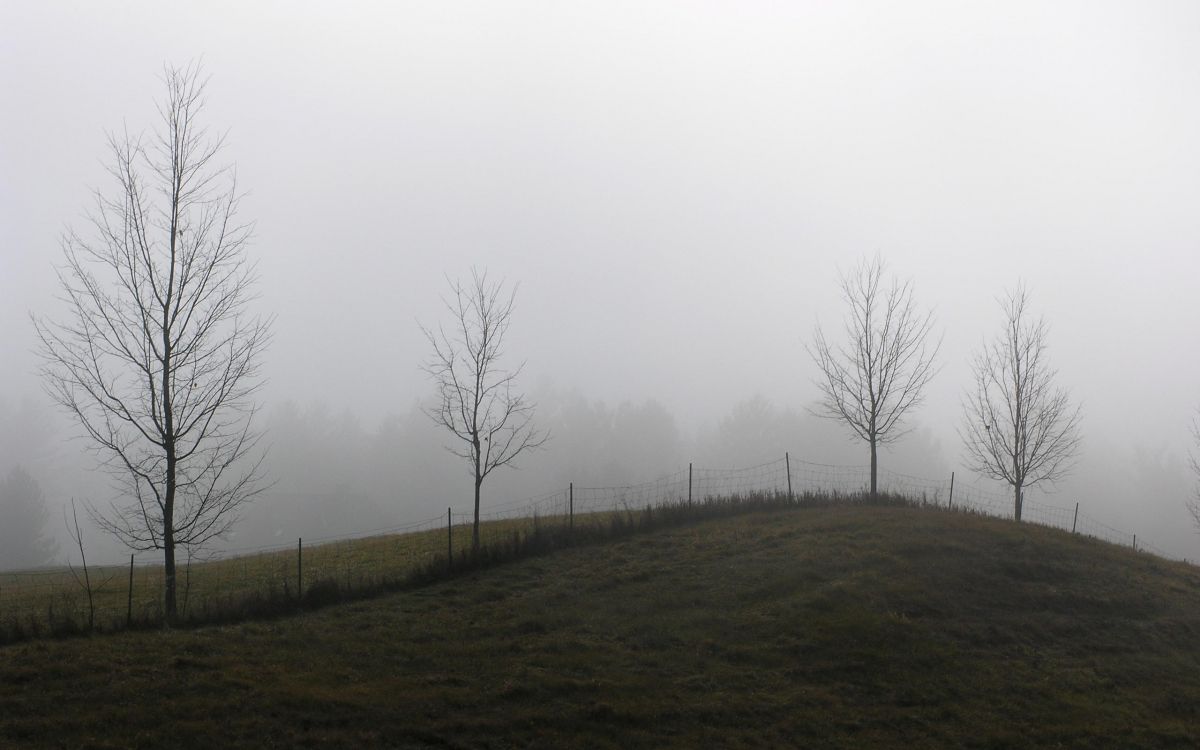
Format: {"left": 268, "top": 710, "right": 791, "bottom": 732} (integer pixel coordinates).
{"left": 2, "top": 4, "right": 1200, "bottom": 569}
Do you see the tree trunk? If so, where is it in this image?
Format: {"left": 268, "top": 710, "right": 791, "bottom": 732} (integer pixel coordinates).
{"left": 162, "top": 414, "right": 177, "bottom": 623}
{"left": 1013, "top": 483, "right": 1023, "bottom": 522}
{"left": 162, "top": 207, "right": 177, "bottom": 623}
{"left": 163, "top": 528, "right": 177, "bottom": 622}
{"left": 869, "top": 436, "right": 878, "bottom": 498}
{"left": 472, "top": 474, "right": 482, "bottom": 554}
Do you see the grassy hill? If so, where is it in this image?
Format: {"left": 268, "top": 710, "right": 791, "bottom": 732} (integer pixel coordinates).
{"left": 2, "top": 504, "right": 1200, "bottom": 748}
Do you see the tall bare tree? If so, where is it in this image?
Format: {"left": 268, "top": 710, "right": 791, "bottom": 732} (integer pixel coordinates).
{"left": 33, "top": 64, "right": 271, "bottom": 621}
{"left": 1187, "top": 415, "right": 1200, "bottom": 532}
{"left": 961, "top": 285, "right": 1081, "bottom": 521}
{"left": 808, "top": 256, "right": 941, "bottom": 496}
{"left": 421, "top": 270, "right": 547, "bottom": 552}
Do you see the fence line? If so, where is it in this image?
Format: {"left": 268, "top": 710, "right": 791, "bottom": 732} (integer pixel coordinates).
{"left": 0, "top": 454, "right": 1183, "bottom": 640}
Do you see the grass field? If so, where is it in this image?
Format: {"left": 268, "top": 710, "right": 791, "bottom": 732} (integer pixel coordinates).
{"left": 0, "top": 491, "right": 835, "bottom": 640}
{"left": 2, "top": 503, "right": 1199, "bottom": 748}
{"left": 0, "top": 510, "right": 580, "bottom": 639}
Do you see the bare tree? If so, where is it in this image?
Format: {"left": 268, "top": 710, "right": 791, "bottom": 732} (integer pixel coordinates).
{"left": 421, "top": 270, "right": 547, "bottom": 552}
{"left": 1187, "top": 415, "right": 1200, "bottom": 532}
{"left": 33, "top": 64, "right": 271, "bottom": 622}
{"left": 961, "top": 285, "right": 1081, "bottom": 521}
{"left": 807, "top": 256, "right": 941, "bottom": 496}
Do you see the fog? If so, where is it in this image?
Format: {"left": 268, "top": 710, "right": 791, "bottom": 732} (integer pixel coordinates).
{"left": 3, "top": 2, "right": 1200, "bottom": 564}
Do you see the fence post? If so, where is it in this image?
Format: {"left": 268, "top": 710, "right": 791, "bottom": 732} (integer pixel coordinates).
{"left": 948, "top": 471, "right": 955, "bottom": 509}
{"left": 126, "top": 553, "right": 134, "bottom": 627}
{"left": 1071, "top": 502, "right": 1079, "bottom": 534}
{"left": 447, "top": 507, "right": 453, "bottom": 567}
{"left": 688, "top": 463, "right": 693, "bottom": 506}
{"left": 569, "top": 482, "right": 574, "bottom": 534}
{"left": 297, "top": 538, "right": 303, "bottom": 599}
{"left": 785, "top": 452, "right": 793, "bottom": 501}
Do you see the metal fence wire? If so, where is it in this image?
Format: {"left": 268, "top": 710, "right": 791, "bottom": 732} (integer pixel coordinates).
{"left": 0, "top": 454, "right": 1177, "bottom": 639}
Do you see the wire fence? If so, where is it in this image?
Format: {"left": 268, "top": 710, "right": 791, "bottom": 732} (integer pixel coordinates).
{"left": 0, "top": 453, "right": 1178, "bottom": 641}
{"left": 871, "top": 464, "right": 1143, "bottom": 550}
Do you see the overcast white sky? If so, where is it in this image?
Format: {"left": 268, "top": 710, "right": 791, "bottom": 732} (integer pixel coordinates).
{"left": 4, "top": 2, "right": 1200, "bottom": 553}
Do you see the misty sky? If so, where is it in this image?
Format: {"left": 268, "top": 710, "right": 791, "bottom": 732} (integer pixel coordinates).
{"left": 3, "top": 2, "right": 1200, "bottom": 556}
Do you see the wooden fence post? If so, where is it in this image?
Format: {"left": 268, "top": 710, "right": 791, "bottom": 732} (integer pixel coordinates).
{"left": 785, "top": 452, "right": 793, "bottom": 501}
{"left": 1072, "top": 502, "right": 1079, "bottom": 534}
{"left": 948, "top": 471, "right": 955, "bottom": 508}
{"left": 297, "top": 538, "right": 303, "bottom": 599}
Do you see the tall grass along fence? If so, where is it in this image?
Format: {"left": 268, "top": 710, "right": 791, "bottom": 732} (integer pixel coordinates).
{"left": 0, "top": 455, "right": 1175, "bottom": 643}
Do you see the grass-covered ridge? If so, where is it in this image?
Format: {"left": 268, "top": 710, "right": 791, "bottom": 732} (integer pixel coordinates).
{"left": 2, "top": 504, "right": 1200, "bottom": 748}
{"left": 0, "top": 491, "right": 828, "bottom": 641}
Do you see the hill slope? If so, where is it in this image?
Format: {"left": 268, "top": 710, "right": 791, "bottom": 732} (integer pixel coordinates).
{"left": 2, "top": 505, "right": 1200, "bottom": 749}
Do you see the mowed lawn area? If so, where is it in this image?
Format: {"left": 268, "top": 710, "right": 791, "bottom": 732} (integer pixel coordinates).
{"left": 2, "top": 505, "right": 1200, "bottom": 749}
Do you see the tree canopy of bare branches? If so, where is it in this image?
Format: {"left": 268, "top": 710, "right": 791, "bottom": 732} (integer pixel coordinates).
{"left": 33, "top": 64, "right": 271, "bottom": 621}
{"left": 961, "top": 285, "right": 1081, "bottom": 521}
{"left": 421, "top": 270, "right": 547, "bottom": 551}
{"left": 808, "top": 256, "right": 941, "bottom": 496}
